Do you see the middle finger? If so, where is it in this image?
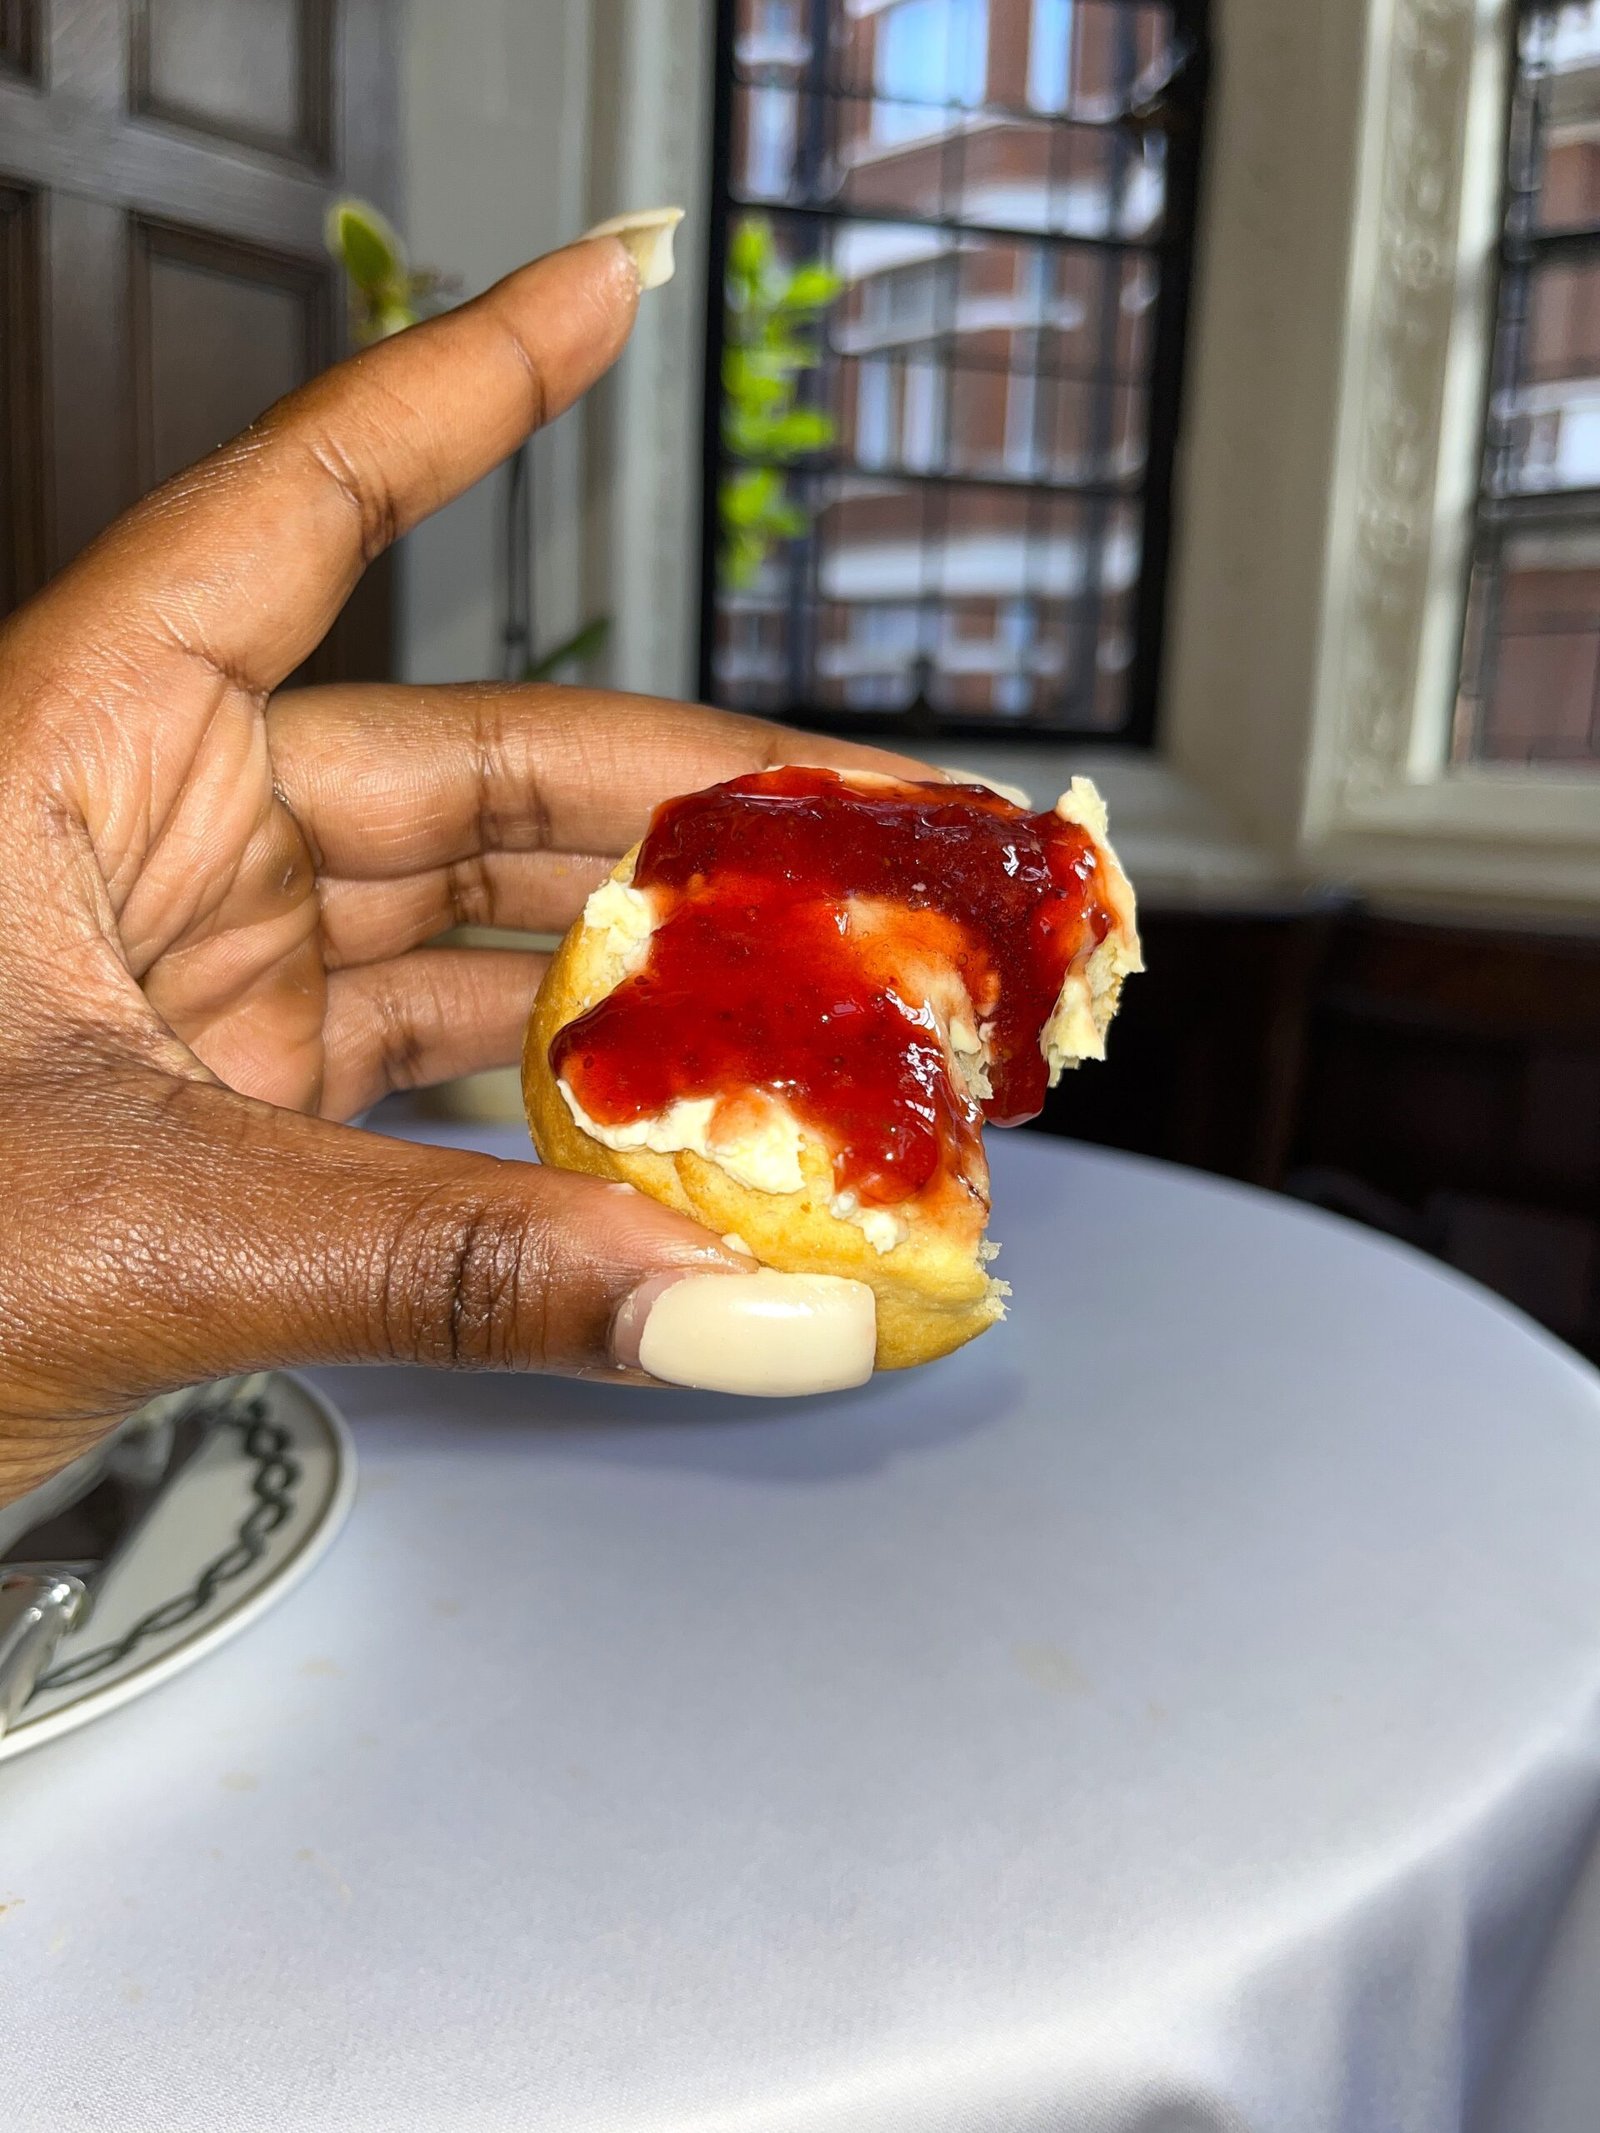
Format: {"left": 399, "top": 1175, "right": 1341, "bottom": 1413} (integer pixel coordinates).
{"left": 268, "top": 681, "right": 944, "bottom": 883}
{"left": 318, "top": 848, "right": 613, "bottom": 968}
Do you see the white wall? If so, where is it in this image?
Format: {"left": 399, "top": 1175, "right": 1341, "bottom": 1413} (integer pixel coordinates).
{"left": 396, "top": 0, "right": 595, "bottom": 685}
{"left": 395, "top": 0, "right": 714, "bottom": 699}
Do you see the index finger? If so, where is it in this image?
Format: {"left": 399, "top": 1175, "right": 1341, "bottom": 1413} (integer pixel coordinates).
{"left": 268, "top": 683, "right": 950, "bottom": 879}
{"left": 36, "top": 239, "right": 642, "bottom": 693}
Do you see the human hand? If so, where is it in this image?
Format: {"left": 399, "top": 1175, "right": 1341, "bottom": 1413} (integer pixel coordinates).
{"left": 0, "top": 231, "right": 934, "bottom": 1504}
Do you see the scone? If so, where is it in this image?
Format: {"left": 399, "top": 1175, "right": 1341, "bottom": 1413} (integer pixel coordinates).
{"left": 523, "top": 766, "right": 1141, "bottom": 1371}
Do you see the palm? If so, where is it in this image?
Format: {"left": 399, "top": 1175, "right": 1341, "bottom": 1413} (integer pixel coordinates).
{"left": 86, "top": 680, "right": 330, "bottom": 1115}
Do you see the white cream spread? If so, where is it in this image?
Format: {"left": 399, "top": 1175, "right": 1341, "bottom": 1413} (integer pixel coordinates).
{"left": 829, "top": 1191, "right": 909, "bottom": 1254}
{"left": 580, "top": 878, "right": 657, "bottom": 974}
{"left": 560, "top": 1081, "right": 807, "bottom": 1196}
{"left": 1040, "top": 778, "right": 1144, "bottom": 1080}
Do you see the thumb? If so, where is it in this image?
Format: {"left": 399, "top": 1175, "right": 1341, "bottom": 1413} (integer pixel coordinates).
{"left": 29, "top": 1077, "right": 877, "bottom": 1426}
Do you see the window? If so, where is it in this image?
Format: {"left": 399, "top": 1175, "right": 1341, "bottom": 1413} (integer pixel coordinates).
{"left": 745, "top": 84, "right": 796, "bottom": 194}
{"left": 992, "top": 597, "right": 1038, "bottom": 711}
{"left": 856, "top": 355, "right": 893, "bottom": 464}
{"left": 706, "top": 0, "right": 1210, "bottom": 741}
{"left": 748, "top": 0, "right": 800, "bottom": 46}
{"left": 1457, "top": 0, "right": 1600, "bottom": 766}
{"left": 1028, "top": 0, "right": 1074, "bottom": 114}
{"left": 855, "top": 263, "right": 942, "bottom": 347}
{"left": 874, "top": 0, "right": 991, "bottom": 145}
{"left": 902, "top": 360, "right": 947, "bottom": 468}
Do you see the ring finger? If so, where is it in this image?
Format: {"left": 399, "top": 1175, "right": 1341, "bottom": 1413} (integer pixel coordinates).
{"left": 320, "top": 947, "right": 546, "bottom": 1119}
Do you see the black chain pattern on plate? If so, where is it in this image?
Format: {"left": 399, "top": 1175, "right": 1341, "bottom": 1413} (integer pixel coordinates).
{"left": 35, "top": 1394, "right": 303, "bottom": 1694}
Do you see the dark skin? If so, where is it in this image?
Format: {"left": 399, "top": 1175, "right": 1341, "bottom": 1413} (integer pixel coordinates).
{"left": 0, "top": 236, "right": 933, "bottom": 1506}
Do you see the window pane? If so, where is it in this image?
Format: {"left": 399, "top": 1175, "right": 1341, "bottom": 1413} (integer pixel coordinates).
{"left": 741, "top": 83, "right": 798, "bottom": 198}
{"left": 714, "top": 465, "right": 1142, "bottom": 726}
{"left": 853, "top": 354, "right": 895, "bottom": 466}
{"left": 711, "top": 2, "right": 1201, "bottom": 741}
{"left": 1522, "top": 2, "right": 1600, "bottom": 227}
{"left": 873, "top": 0, "right": 990, "bottom": 143}
{"left": 1486, "top": 257, "right": 1600, "bottom": 496}
{"left": 1456, "top": 3, "right": 1600, "bottom": 765}
{"left": 735, "top": 0, "right": 806, "bottom": 61}
{"left": 1457, "top": 532, "right": 1600, "bottom": 764}
{"left": 1028, "top": 0, "right": 1074, "bottom": 114}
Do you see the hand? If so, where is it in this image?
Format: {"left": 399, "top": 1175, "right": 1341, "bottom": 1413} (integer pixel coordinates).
{"left": 0, "top": 234, "right": 932, "bottom": 1504}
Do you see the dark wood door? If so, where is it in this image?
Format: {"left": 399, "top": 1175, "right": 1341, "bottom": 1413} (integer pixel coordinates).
{"left": 0, "top": 0, "right": 396, "bottom": 678}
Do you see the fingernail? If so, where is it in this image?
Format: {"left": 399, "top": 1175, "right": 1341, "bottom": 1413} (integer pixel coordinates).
{"left": 939, "top": 765, "right": 1034, "bottom": 809}
{"left": 613, "top": 1269, "right": 876, "bottom": 1396}
{"left": 581, "top": 207, "right": 685, "bottom": 291}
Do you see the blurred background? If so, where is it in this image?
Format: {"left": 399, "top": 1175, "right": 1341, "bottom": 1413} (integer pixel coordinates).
{"left": 3, "top": 0, "right": 1599, "bottom": 1361}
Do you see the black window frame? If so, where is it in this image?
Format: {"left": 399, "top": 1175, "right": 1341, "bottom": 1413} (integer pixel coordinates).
{"left": 696, "top": 0, "right": 1212, "bottom": 749}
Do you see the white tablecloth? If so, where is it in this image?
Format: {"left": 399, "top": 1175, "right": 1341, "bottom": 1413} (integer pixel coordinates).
{"left": 7, "top": 1120, "right": 1600, "bottom": 2132}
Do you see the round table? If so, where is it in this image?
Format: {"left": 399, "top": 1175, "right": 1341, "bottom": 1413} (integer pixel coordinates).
{"left": 7, "top": 1119, "right": 1600, "bottom": 2133}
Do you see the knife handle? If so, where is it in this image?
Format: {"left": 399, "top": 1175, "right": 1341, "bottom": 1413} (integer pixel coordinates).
{"left": 0, "top": 1569, "right": 88, "bottom": 1740}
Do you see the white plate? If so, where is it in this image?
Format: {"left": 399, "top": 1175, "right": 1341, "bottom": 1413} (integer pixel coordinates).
{"left": 0, "top": 1372, "right": 355, "bottom": 1761}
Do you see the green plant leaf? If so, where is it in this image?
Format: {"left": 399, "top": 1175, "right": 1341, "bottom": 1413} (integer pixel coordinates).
{"left": 721, "top": 467, "right": 784, "bottom": 527}
{"left": 723, "top": 352, "right": 786, "bottom": 404}
{"left": 723, "top": 413, "right": 767, "bottom": 458}
{"left": 751, "top": 333, "right": 815, "bottom": 369}
{"left": 719, "top": 216, "right": 839, "bottom": 582}
{"left": 367, "top": 299, "right": 421, "bottom": 342}
{"left": 727, "top": 218, "right": 771, "bottom": 285}
{"left": 760, "top": 407, "right": 835, "bottom": 455}
{"left": 780, "top": 263, "right": 842, "bottom": 310}
{"left": 326, "top": 198, "right": 406, "bottom": 294}
{"left": 721, "top": 529, "right": 770, "bottom": 590}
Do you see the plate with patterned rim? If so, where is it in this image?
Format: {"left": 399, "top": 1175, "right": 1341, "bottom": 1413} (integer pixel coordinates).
{"left": 0, "top": 1372, "right": 355, "bottom": 1761}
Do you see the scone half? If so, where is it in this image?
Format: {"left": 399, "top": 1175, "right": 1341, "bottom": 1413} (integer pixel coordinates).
{"left": 522, "top": 770, "right": 1140, "bottom": 1371}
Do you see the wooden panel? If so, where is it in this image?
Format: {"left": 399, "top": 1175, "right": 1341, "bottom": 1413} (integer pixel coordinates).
{"left": 131, "top": 0, "right": 332, "bottom": 162}
{"left": 0, "top": 184, "right": 45, "bottom": 608}
{"left": 126, "top": 216, "right": 389, "bottom": 683}
{"left": 0, "top": 0, "right": 37, "bottom": 78}
{"left": 1, "top": 0, "right": 395, "bottom": 681}
{"left": 45, "top": 194, "right": 136, "bottom": 569}
{"left": 0, "top": 73, "right": 333, "bottom": 251}
{"left": 45, "top": 0, "right": 124, "bottom": 106}
{"left": 336, "top": 0, "right": 399, "bottom": 211}
{"left": 1035, "top": 900, "right": 1345, "bottom": 1188}
{"left": 130, "top": 220, "right": 328, "bottom": 492}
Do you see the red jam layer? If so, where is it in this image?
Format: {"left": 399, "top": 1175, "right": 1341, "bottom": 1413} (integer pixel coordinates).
{"left": 550, "top": 768, "right": 1116, "bottom": 1207}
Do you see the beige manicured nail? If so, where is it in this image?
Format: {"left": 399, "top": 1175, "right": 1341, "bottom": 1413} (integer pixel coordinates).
{"left": 939, "top": 766, "right": 1034, "bottom": 809}
{"left": 615, "top": 1270, "right": 876, "bottom": 1396}
{"left": 581, "top": 207, "right": 685, "bottom": 290}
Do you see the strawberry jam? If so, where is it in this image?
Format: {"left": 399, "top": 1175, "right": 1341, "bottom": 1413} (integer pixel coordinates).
{"left": 550, "top": 768, "right": 1117, "bottom": 1206}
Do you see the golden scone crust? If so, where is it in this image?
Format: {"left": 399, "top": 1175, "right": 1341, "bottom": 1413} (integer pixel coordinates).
{"left": 522, "top": 849, "right": 1002, "bottom": 1372}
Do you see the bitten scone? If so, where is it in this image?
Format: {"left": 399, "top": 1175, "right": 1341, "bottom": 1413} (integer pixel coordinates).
{"left": 523, "top": 767, "right": 1141, "bottom": 1371}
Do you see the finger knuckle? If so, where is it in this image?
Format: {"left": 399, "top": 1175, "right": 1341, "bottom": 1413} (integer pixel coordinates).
{"left": 367, "top": 973, "right": 428, "bottom": 1089}
{"left": 388, "top": 1194, "right": 543, "bottom": 1368}
{"left": 304, "top": 431, "right": 400, "bottom": 566}
{"left": 445, "top": 852, "right": 496, "bottom": 929}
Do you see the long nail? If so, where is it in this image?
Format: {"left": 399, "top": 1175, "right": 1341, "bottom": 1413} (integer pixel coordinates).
{"left": 613, "top": 1270, "right": 877, "bottom": 1397}
{"left": 581, "top": 208, "right": 685, "bottom": 291}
